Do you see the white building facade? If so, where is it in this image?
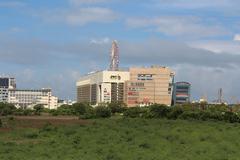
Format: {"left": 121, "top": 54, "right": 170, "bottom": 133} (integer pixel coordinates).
{"left": 8, "top": 88, "right": 58, "bottom": 109}
{"left": 76, "top": 70, "right": 130, "bottom": 105}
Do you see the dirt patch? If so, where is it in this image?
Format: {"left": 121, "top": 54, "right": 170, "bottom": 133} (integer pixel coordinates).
{"left": 0, "top": 127, "right": 12, "bottom": 132}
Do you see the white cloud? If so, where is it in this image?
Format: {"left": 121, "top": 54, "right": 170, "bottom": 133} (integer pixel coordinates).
{"left": 126, "top": 16, "right": 229, "bottom": 39}
{"left": 190, "top": 40, "right": 240, "bottom": 55}
{"left": 42, "top": 7, "right": 117, "bottom": 26}
{"left": 234, "top": 34, "right": 240, "bottom": 41}
{"left": 90, "top": 37, "right": 111, "bottom": 44}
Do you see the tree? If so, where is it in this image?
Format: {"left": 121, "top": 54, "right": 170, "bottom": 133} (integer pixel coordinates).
{"left": 72, "top": 103, "right": 92, "bottom": 115}
{"left": 108, "top": 102, "right": 127, "bottom": 114}
{"left": 33, "top": 104, "right": 44, "bottom": 115}
{"left": 149, "top": 104, "right": 170, "bottom": 118}
{"left": 0, "top": 102, "right": 16, "bottom": 116}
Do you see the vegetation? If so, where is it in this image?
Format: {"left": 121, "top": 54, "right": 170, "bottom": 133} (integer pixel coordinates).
{"left": 2, "top": 102, "right": 240, "bottom": 123}
{"left": 1, "top": 118, "right": 240, "bottom": 159}
{"left": 33, "top": 104, "right": 45, "bottom": 115}
{"left": 0, "top": 102, "right": 16, "bottom": 116}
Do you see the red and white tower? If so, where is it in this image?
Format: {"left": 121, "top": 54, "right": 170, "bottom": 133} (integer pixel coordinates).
{"left": 109, "top": 40, "right": 119, "bottom": 71}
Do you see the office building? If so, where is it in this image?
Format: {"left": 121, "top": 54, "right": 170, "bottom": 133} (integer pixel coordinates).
{"left": 76, "top": 70, "right": 130, "bottom": 105}
{"left": 173, "top": 82, "right": 191, "bottom": 105}
{"left": 125, "top": 66, "right": 175, "bottom": 106}
{"left": 8, "top": 88, "right": 58, "bottom": 109}
{"left": 0, "top": 77, "right": 16, "bottom": 102}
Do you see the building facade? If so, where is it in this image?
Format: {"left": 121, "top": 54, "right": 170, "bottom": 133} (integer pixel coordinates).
{"left": 173, "top": 82, "right": 191, "bottom": 105}
{"left": 76, "top": 70, "right": 130, "bottom": 105}
{"left": 0, "top": 77, "right": 16, "bottom": 102}
{"left": 8, "top": 88, "right": 58, "bottom": 109}
{"left": 124, "top": 66, "right": 175, "bottom": 106}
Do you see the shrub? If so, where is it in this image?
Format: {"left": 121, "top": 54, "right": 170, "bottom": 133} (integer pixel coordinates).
{"left": 123, "top": 107, "right": 143, "bottom": 118}
{"left": 223, "top": 112, "right": 240, "bottom": 123}
{"left": 50, "top": 110, "right": 59, "bottom": 116}
{"left": 33, "top": 104, "right": 44, "bottom": 115}
{"left": 95, "top": 106, "right": 111, "bottom": 118}
{"left": 24, "top": 132, "right": 38, "bottom": 139}
{"left": 0, "top": 119, "right": 2, "bottom": 128}
{"left": 72, "top": 103, "right": 92, "bottom": 115}
{"left": 179, "top": 111, "right": 201, "bottom": 120}
{"left": 40, "top": 123, "right": 57, "bottom": 132}
{"left": 148, "top": 104, "right": 170, "bottom": 118}
{"left": 79, "top": 109, "right": 96, "bottom": 119}
{"left": 167, "top": 107, "right": 184, "bottom": 119}
{"left": 23, "top": 109, "right": 33, "bottom": 116}
{"left": 55, "top": 105, "right": 75, "bottom": 115}
{"left": 108, "top": 102, "right": 127, "bottom": 114}
{"left": 0, "top": 102, "right": 16, "bottom": 116}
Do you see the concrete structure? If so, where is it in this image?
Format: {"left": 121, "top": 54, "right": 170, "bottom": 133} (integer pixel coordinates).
{"left": 173, "top": 82, "right": 191, "bottom": 105}
{"left": 0, "top": 77, "right": 16, "bottom": 102}
{"left": 125, "top": 66, "right": 175, "bottom": 106}
{"left": 76, "top": 70, "right": 130, "bottom": 105}
{"left": 8, "top": 88, "right": 58, "bottom": 109}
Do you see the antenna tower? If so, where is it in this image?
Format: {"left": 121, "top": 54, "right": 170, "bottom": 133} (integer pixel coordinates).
{"left": 109, "top": 40, "right": 119, "bottom": 71}
{"left": 217, "top": 88, "right": 223, "bottom": 103}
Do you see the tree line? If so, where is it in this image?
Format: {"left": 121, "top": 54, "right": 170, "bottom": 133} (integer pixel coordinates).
{"left": 1, "top": 102, "right": 240, "bottom": 124}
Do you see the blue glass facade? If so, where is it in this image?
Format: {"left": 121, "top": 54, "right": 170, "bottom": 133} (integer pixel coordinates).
{"left": 173, "top": 82, "right": 191, "bottom": 105}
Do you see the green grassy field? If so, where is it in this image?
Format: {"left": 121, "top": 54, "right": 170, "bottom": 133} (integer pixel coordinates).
{"left": 1, "top": 117, "right": 240, "bottom": 160}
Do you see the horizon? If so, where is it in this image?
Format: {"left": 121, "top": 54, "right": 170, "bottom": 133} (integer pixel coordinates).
{"left": 0, "top": 0, "right": 240, "bottom": 103}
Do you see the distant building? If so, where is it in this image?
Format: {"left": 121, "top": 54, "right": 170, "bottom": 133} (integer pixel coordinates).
{"left": 0, "top": 77, "right": 16, "bottom": 102}
{"left": 125, "top": 66, "right": 175, "bottom": 107}
{"left": 76, "top": 66, "right": 175, "bottom": 107}
{"left": 8, "top": 88, "right": 58, "bottom": 109}
{"left": 76, "top": 70, "right": 130, "bottom": 105}
{"left": 173, "top": 82, "right": 191, "bottom": 105}
{"left": 57, "top": 99, "right": 76, "bottom": 107}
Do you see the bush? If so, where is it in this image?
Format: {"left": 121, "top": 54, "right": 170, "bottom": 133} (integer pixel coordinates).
{"left": 72, "top": 103, "right": 92, "bottom": 115}
{"left": 0, "top": 119, "right": 2, "bottom": 128}
{"left": 24, "top": 132, "right": 38, "bottom": 139}
{"left": 79, "top": 109, "right": 96, "bottom": 119}
{"left": 223, "top": 112, "right": 240, "bottom": 123}
{"left": 33, "top": 104, "right": 44, "bottom": 115}
{"left": 40, "top": 123, "right": 57, "bottom": 132}
{"left": 167, "top": 107, "right": 184, "bottom": 119}
{"left": 0, "top": 103, "right": 16, "bottom": 116}
{"left": 148, "top": 104, "right": 170, "bottom": 118}
{"left": 179, "top": 111, "right": 201, "bottom": 120}
{"left": 23, "top": 109, "right": 33, "bottom": 116}
{"left": 108, "top": 102, "right": 127, "bottom": 114}
{"left": 95, "top": 106, "right": 111, "bottom": 118}
{"left": 123, "top": 107, "right": 147, "bottom": 118}
{"left": 55, "top": 105, "right": 75, "bottom": 115}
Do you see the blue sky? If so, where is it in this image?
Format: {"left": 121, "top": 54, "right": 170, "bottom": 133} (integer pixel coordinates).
{"left": 0, "top": 0, "right": 240, "bottom": 102}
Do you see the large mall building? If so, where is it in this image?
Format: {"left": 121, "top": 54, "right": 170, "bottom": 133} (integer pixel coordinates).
{"left": 76, "top": 66, "right": 175, "bottom": 106}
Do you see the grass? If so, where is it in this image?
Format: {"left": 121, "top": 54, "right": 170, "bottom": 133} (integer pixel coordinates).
{"left": 1, "top": 117, "right": 240, "bottom": 160}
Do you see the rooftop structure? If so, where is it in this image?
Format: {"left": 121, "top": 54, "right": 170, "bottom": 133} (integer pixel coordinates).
{"left": 109, "top": 40, "right": 119, "bottom": 71}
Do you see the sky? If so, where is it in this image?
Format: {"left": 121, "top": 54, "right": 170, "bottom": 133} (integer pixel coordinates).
{"left": 0, "top": 0, "right": 240, "bottom": 102}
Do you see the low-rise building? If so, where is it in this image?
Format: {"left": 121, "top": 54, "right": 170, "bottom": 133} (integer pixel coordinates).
{"left": 8, "top": 88, "right": 58, "bottom": 109}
